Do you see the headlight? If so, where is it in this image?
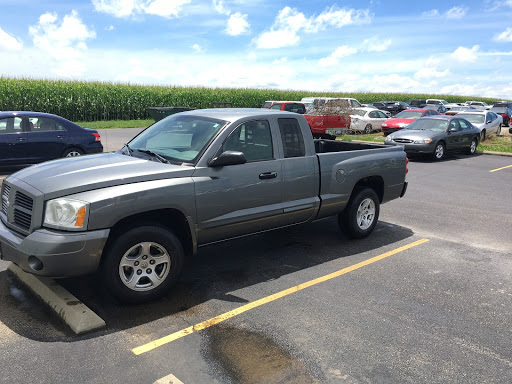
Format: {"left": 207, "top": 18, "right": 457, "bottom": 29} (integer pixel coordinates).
{"left": 398, "top": 123, "right": 408, "bottom": 128}
{"left": 414, "top": 138, "right": 433, "bottom": 144}
{"left": 385, "top": 135, "right": 392, "bottom": 142}
{"left": 382, "top": 123, "right": 388, "bottom": 127}
{"left": 44, "top": 198, "right": 89, "bottom": 230}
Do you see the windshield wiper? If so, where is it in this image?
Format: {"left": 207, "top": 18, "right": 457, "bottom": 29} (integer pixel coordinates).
{"left": 136, "top": 149, "right": 171, "bottom": 164}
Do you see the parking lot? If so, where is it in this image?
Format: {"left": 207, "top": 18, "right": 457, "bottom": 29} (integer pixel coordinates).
{"left": 1, "top": 130, "right": 512, "bottom": 383}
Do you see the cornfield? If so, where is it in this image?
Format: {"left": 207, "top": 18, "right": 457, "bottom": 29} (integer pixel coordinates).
{"left": 0, "top": 77, "right": 502, "bottom": 122}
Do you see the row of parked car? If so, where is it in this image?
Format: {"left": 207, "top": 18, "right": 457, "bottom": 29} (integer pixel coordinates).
{"left": 262, "top": 98, "right": 511, "bottom": 143}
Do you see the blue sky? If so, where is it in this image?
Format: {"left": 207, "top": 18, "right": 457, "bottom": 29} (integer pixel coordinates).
{"left": 1, "top": 0, "right": 512, "bottom": 99}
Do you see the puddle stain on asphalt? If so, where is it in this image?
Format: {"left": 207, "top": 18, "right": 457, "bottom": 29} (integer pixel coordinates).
{"left": 203, "top": 324, "right": 319, "bottom": 384}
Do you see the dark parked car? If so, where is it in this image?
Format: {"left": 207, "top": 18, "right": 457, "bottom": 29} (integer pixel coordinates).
{"left": 384, "top": 115, "right": 480, "bottom": 160}
{"left": 0, "top": 111, "right": 103, "bottom": 166}
{"left": 425, "top": 104, "right": 448, "bottom": 114}
{"left": 490, "top": 106, "right": 511, "bottom": 126}
{"left": 374, "top": 101, "right": 409, "bottom": 116}
{"left": 406, "top": 99, "right": 427, "bottom": 108}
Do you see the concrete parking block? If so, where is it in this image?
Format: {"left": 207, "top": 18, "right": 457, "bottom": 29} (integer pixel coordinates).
{"left": 7, "top": 263, "right": 106, "bottom": 335}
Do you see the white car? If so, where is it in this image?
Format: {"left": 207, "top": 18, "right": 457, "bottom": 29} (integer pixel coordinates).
{"left": 426, "top": 99, "right": 449, "bottom": 105}
{"left": 466, "top": 101, "right": 490, "bottom": 109}
{"left": 456, "top": 110, "right": 502, "bottom": 141}
{"left": 349, "top": 107, "right": 389, "bottom": 134}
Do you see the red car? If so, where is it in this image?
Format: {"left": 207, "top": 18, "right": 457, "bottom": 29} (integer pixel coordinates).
{"left": 262, "top": 101, "right": 306, "bottom": 114}
{"left": 381, "top": 109, "right": 439, "bottom": 135}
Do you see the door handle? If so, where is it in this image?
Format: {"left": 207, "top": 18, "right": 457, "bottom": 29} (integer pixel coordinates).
{"left": 259, "top": 172, "right": 277, "bottom": 180}
{"left": 57, "top": 135, "right": 66, "bottom": 139}
{"left": 16, "top": 137, "right": 27, "bottom": 142}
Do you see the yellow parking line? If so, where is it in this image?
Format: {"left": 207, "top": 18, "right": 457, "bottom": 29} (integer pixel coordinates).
{"left": 490, "top": 164, "right": 512, "bottom": 172}
{"left": 132, "top": 238, "right": 429, "bottom": 355}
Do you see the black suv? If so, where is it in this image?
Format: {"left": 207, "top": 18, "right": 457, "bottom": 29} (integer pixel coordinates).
{"left": 406, "top": 99, "right": 427, "bottom": 108}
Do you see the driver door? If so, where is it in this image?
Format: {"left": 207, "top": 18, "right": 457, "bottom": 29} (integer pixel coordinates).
{"left": 193, "top": 119, "right": 283, "bottom": 244}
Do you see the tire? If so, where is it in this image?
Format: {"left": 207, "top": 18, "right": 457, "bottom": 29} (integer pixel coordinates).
{"left": 497, "top": 124, "right": 502, "bottom": 136}
{"left": 363, "top": 124, "right": 372, "bottom": 134}
{"left": 102, "top": 225, "right": 185, "bottom": 304}
{"left": 338, "top": 188, "right": 380, "bottom": 239}
{"left": 62, "top": 147, "right": 84, "bottom": 157}
{"left": 480, "top": 130, "right": 486, "bottom": 142}
{"left": 467, "top": 138, "right": 478, "bottom": 155}
{"left": 432, "top": 142, "right": 445, "bottom": 161}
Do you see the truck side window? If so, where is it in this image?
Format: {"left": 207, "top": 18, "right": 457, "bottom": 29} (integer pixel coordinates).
{"left": 222, "top": 120, "right": 273, "bottom": 162}
{"left": 278, "top": 118, "right": 305, "bottom": 158}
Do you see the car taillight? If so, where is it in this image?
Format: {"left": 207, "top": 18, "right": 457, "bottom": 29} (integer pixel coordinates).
{"left": 405, "top": 157, "right": 409, "bottom": 175}
{"left": 92, "top": 132, "right": 101, "bottom": 142}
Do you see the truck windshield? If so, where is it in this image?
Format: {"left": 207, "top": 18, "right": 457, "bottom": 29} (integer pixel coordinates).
{"left": 128, "top": 114, "right": 228, "bottom": 164}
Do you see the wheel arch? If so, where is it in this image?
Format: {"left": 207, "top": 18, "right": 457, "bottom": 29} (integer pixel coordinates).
{"left": 351, "top": 176, "right": 384, "bottom": 203}
{"left": 103, "top": 208, "right": 194, "bottom": 260}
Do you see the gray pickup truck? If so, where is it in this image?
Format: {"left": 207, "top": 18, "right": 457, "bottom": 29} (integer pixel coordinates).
{"left": 0, "top": 109, "right": 408, "bottom": 303}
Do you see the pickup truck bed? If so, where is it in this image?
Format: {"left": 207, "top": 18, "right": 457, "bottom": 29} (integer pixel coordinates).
{"left": 0, "top": 109, "right": 408, "bottom": 303}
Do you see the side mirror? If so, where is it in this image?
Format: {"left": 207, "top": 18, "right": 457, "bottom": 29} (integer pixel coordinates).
{"left": 486, "top": 120, "right": 492, "bottom": 124}
{"left": 209, "top": 150, "right": 247, "bottom": 167}
{"left": 448, "top": 127, "right": 458, "bottom": 133}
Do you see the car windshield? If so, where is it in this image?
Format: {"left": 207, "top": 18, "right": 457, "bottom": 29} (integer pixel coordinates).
{"left": 451, "top": 107, "right": 467, "bottom": 111}
{"left": 394, "top": 111, "right": 422, "bottom": 119}
{"left": 128, "top": 114, "right": 228, "bottom": 164}
{"left": 491, "top": 107, "right": 507, "bottom": 113}
{"left": 457, "top": 114, "right": 485, "bottom": 124}
{"left": 405, "top": 119, "right": 449, "bottom": 132}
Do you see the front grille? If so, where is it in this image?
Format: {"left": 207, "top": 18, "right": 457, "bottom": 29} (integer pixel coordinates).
{"left": 13, "top": 209, "right": 32, "bottom": 230}
{"left": 13, "top": 191, "right": 34, "bottom": 230}
{"left": 14, "top": 191, "right": 34, "bottom": 211}
{"left": 393, "top": 138, "right": 414, "bottom": 143}
{"left": 1, "top": 184, "right": 10, "bottom": 215}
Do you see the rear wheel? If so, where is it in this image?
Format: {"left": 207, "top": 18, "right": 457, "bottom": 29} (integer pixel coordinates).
{"left": 363, "top": 124, "right": 372, "bottom": 134}
{"left": 432, "top": 142, "right": 445, "bottom": 160}
{"left": 338, "top": 188, "right": 380, "bottom": 239}
{"left": 62, "top": 147, "right": 84, "bottom": 157}
{"left": 102, "top": 225, "right": 184, "bottom": 304}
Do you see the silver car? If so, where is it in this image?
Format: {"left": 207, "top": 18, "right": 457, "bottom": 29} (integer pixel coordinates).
{"left": 455, "top": 110, "right": 502, "bottom": 141}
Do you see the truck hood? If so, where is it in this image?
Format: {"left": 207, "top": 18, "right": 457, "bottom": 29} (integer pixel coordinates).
{"left": 8, "top": 153, "right": 195, "bottom": 198}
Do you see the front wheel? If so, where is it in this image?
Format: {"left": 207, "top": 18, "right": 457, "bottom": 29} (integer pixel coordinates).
{"left": 338, "top": 188, "right": 380, "bottom": 239}
{"left": 497, "top": 124, "right": 502, "bottom": 136}
{"left": 432, "top": 142, "right": 445, "bottom": 161}
{"left": 467, "top": 138, "right": 478, "bottom": 155}
{"left": 102, "top": 225, "right": 185, "bottom": 304}
{"left": 480, "top": 130, "right": 486, "bottom": 142}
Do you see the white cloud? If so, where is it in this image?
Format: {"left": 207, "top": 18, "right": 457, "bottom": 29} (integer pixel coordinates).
{"left": 144, "top": 0, "right": 190, "bottom": 18}
{"left": 451, "top": 45, "right": 480, "bottom": 63}
{"left": 422, "top": 9, "right": 439, "bottom": 17}
{"left": 254, "top": 29, "right": 300, "bottom": 49}
{"left": 191, "top": 43, "right": 203, "bottom": 53}
{"left": 0, "top": 27, "right": 23, "bottom": 51}
{"left": 225, "top": 12, "right": 250, "bottom": 36}
{"left": 29, "top": 10, "right": 96, "bottom": 77}
{"left": 319, "top": 45, "right": 358, "bottom": 66}
{"left": 254, "top": 6, "right": 371, "bottom": 49}
{"left": 92, "top": 0, "right": 190, "bottom": 19}
{"left": 422, "top": 7, "right": 466, "bottom": 18}
{"left": 272, "top": 57, "right": 287, "bottom": 64}
{"left": 361, "top": 36, "right": 392, "bottom": 52}
{"left": 107, "top": 25, "right": 115, "bottom": 31}
{"left": 414, "top": 67, "right": 450, "bottom": 80}
{"left": 445, "top": 6, "right": 467, "bottom": 19}
{"left": 494, "top": 27, "right": 512, "bottom": 42}
{"left": 213, "top": 0, "right": 230, "bottom": 15}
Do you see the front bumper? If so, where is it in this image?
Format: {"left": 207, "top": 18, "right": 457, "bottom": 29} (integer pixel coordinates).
{"left": 385, "top": 141, "right": 435, "bottom": 154}
{"left": 0, "top": 217, "right": 109, "bottom": 278}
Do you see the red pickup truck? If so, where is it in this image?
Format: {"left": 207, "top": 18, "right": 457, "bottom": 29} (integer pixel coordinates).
{"left": 305, "top": 114, "right": 351, "bottom": 139}
{"left": 304, "top": 99, "right": 353, "bottom": 139}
